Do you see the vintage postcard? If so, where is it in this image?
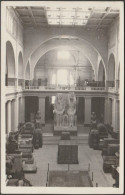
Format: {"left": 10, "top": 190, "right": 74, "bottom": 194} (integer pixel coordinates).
{"left": 1, "top": 1, "right": 124, "bottom": 194}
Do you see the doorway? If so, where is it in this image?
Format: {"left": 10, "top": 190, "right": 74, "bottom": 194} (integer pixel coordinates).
{"left": 25, "top": 96, "right": 38, "bottom": 122}
{"left": 91, "top": 97, "right": 105, "bottom": 121}
{"left": 45, "top": 96, "right": 54, "bottom": 124}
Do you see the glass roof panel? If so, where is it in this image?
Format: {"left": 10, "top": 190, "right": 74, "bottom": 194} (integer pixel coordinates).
{"left": 48, "top": 18, "right": 60, "bottom": 25}
{"left": 76, "top": 11, "right": 91, "bottom": 19}
{"left": 47, "top": 10, "right": 60, "bottom": 18}
{"left": 61, "top": 18, "right": 74, "bottom": 25}
{"left": 75, "top": 19, "right": 88, "bottom": 25}
{"left": 61, "top": 11, "right": 76, "bottom": 18}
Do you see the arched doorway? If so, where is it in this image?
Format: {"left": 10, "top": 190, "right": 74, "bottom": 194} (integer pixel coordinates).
{"left": 108, "top": 54, "right": 115, "bottom": 87}
{"left": 98, "top": 60, "right": 105, "bottom": 87}
{"left": 18, "top": 52, "right": 23, "bottom": 86}
{"left": 6, "top": 41, "right": 15, "bottom": 86}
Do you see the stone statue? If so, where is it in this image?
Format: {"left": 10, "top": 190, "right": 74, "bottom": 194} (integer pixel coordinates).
{"left": 67, "top": 92, "right": 76, "bottom": 127}
{"left": 54, "top": 93, "right": 65, "bottom": 126}
{"left": 54, "top": 92, "right": 77, "bottom": 128}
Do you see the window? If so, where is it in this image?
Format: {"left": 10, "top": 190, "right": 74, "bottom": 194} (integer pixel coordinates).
{"left": 52, "top": 73, "right": 56, "bottom": 85}
{"left": 69, "top": 73, "right": 74, "bottom": 85}
{"left": 57, "top": 69, "right": 68, "bottom": 85}
{"left": 57, "top": 51, "right": 70, "bottom": 60}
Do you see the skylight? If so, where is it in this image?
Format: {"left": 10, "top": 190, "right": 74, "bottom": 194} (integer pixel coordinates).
{"left": 46, "top": 7, "right": 91, "bottom": 26}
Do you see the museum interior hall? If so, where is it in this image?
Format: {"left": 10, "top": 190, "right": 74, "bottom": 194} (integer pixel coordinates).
{"left": 2, "top": 2, "right": 123, "bottom": 189}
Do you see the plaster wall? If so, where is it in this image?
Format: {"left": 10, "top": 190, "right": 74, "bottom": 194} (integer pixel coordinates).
{"left": 108, "top": 17, "right": 119, "bottom": 80}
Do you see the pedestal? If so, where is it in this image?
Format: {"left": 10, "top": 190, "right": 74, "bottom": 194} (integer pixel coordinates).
{"left": 54, "top": 126, "right": 77, "bottom": 136}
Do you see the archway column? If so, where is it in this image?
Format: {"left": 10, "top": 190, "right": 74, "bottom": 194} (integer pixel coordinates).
{"left": 115, "top": 100, "right": 120, "bottom": 131}
{"left": 14, "top": 98, "right": 19, "bottom": 131}
{"left": 21, "top": 96, "right": 25, "bottom": 123}
{"left": 39, "top": 96, "right": 45, "bottom": 125}
{"left": 112, "top": 98, "right": 116, "bottom": 130}
{"left": 84, "top": 97, "right": 91, "bottom": 126}
{"left": 104, "top": 97, "right": 110, "bottom": 124}
{"left": 7, "top": 101, "right": 11, "bottom": 134}
{"left": 11, "top": 99, "right": 18, "bottom": 131}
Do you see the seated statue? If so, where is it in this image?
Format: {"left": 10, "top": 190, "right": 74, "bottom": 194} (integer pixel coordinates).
{"left": 63, "top": 114, "right": 69, "bottom": 127}
{"left": 54, "top": 93, "right": 65, "bottom": 126}
{"left": 67, "top": 92, "right": 76, "bottom": 127}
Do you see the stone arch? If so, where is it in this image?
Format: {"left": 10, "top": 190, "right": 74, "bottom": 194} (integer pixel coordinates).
{"left": 108, "top": 53, "right": 115, "bottom": 81}
{"left": 98, "top": 60, "right": 106, "bottom": 86}
{"left": 32, "top": 44, "right": 96, "bottom": 80}
{"left": 6, "top": 41, "right": 15, "bottom": 85}
{"left": 18, "top": 51, "right": 23, "bottom": 79}
{"left": 25, "top": 61, "right": 30, "bottom": 80}
{"left": 26, "top": 36, "right": 106, "bottom": 80}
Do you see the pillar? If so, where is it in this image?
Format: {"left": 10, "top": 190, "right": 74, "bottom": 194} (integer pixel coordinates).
{"left": 18, "top": 97, "right": 21, "bottom": 123}
{"left": 112, "top": 98, "right": 116, "bottom": 130}
{"left": 84, "top": 97, "right": 91, "bottom": 126}
{"left": 104, "top": 97, "right": 109, "bottom": 124}
{"left": 21, "top": 96, "right": 25, "bottom": 123}
{"left": 11, "top": 100, "right": 15, "bottom": 131}
{"left": 11, "top": 99, "right": 18, "bottom": 131}
{"left": 39, "top": 96, "right": 45, "bottom": 125}
{"left": 115, "top": 100, "right": 120, "bottom": 131}
{"left": 7, "top": 101, "right": 11, "bottom": 133}
{"left": 108, "top": 98, "right": 113, "bottom": 125}
{"left": 14, "top": 98, "right": 19, "bottom": 131}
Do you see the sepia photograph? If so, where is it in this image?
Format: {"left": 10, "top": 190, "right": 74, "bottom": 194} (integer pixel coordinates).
{"left": 1, "top": 1, "right": 124, "bottom": 194}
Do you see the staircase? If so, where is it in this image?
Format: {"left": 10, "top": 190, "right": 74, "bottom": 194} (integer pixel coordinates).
{"left": 42, "top": 134, "right": 88, "bottom": 145}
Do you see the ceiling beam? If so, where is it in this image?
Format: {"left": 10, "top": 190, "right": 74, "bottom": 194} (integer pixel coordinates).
{"left": 12, "top": 7, "right": 23, "bottom": 24}
{"left": 44, "top": 7, "right": 48, "bottom": 24}
{"left": 96, "top": 7, "right": 112, "bottom": 28}
{"left": 27, "top": 7, "right": 37, "bottom": 27}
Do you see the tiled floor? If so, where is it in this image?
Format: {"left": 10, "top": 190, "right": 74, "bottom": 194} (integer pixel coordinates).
{"left": 25, "top": 144, "right": 115, "bottom": 187}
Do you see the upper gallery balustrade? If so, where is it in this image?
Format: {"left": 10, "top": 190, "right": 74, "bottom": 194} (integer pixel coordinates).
{"left": 5, "top": 79, "right": 119, "bottom": 93}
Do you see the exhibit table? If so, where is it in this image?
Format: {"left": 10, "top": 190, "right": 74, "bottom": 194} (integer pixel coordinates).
{"left": 58, "top": 140, "right": 78, "bottom": 164}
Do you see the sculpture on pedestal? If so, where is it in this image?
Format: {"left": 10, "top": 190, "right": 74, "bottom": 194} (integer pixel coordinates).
{"left": 54, "top": 92, "right": 77, "bottom": 128}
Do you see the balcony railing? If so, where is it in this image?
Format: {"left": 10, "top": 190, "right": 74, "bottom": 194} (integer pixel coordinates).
{"left": 7, "top": 78, "right": 16, "bottom": 86}
{"left": 24, "top": 80, "right": 120, "bottom": 92}
{"left": 107, "top": 81, "right": 115, "bottom": 87}
{"left": 18, "top": 79, "right": 24, "bottom": 86}
{"left": 24, "top": 84, "right": 106, "bottom": 91}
